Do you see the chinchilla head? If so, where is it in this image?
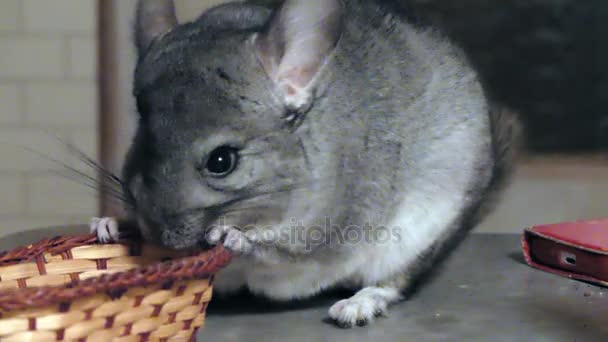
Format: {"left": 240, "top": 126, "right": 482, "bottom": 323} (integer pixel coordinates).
{"left": 123, "top": 0, "right": 346, "bottom": 251}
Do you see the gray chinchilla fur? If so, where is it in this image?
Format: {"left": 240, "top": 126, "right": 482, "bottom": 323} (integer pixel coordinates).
{"left": 93, "top": 0, "right": 520, "bottom": 327}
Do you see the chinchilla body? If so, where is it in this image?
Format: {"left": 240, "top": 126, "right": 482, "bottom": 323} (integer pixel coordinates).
{"left": 116, "top": 0, "right": 518, "bottom": 326}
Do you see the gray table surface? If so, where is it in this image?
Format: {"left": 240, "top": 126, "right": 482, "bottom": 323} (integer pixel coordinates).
{"left": 1, "top": 228, "right": 606, "bottom": 341}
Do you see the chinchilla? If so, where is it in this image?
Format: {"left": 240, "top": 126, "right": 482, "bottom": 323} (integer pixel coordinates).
{"left": 91, "top": 0, "right": 520, "bottom": 327}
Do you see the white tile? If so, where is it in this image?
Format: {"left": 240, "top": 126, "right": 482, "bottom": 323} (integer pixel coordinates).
{"left": 23, "top": 0, "right": 96, "bottom": 32}
{"left": 25, "top": 83, "right": 97, "bottom": 126}
{"left": 0, "top": 38, "right": 64, "bottom": 79}
{"left": 0, "top": 174, "right": 26, "bottom": 215}
{"left": 0, "top": 84, "right": 21, "bottom": 124}
{"left": 28, "top": 174, "right": 98, "bottom": 216}
{"left": 0, "top": 0, "right": 21, "bottom": 31}
{"left": 69, "top": 37, "right": 97, "bottom": 79}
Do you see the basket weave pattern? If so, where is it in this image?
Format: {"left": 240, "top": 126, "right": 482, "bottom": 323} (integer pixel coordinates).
{"left": 0, "top": 235, "right": 231, "bottom": 341}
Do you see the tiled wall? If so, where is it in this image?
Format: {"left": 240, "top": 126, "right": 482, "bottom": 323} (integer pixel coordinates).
{"left": 0, "top": 0, "right": 98, "bottom": 236}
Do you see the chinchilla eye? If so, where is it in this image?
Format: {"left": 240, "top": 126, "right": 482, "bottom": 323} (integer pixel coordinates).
{"left": 204, "top": 146, "right": 239, "bottom": 177}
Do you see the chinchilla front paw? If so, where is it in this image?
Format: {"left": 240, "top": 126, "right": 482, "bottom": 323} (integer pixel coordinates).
{"left": 206, "top": 225, "right": 259, "bottom": 255}
{"left": 328, "top": 286, "right": 402, "bottom": 328}
{"left": 90, "top": 217, "right": 120, "bottom": 243}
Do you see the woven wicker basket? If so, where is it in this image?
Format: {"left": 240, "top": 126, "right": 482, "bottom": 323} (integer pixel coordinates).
{"left": 0, "top": 234, "right": 232, "bottom": 342}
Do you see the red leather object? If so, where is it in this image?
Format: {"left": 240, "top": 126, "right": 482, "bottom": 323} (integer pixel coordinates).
{"left": 522, "top": 218, "right": 608, "bottom": 287}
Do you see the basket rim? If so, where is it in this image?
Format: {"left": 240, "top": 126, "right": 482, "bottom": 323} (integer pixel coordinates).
{"left": 0, "top": 234, "right": 232, "bottom": 312}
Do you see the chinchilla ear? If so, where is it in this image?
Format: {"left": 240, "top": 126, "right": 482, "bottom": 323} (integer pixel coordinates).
{"left": 135, "top": 0, "right": 178, "bottom": 56}
{"left": 255, "top": 0, "right": 344, "bottom": 112}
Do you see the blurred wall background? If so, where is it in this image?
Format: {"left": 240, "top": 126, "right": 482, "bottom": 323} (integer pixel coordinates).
{"left": 0, "top": 0, "right": 99, "bottom": 236}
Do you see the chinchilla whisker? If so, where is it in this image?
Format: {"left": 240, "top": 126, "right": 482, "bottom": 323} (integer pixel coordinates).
{"left": 54, "top": 138, "right": 124, "bottom": 186}
{"left": 217, "top": 205, "right": 273, "bottom": 216}
{"left": 210, "top": 186, "right": 299, "bottom": 212}
{"left": 248, "top": 131, "right": 283, "bottom": 143}
{"left": 27, "top": 129, "right": 124, "bottom": 186}
{"left": 238, "top": 151, "right": 266, "bottom": 157}
{"left": 54, "top": 136, "right": 136, "bottom": 207}
{"left": 223, "top": 189, "right": 292, "bottom": 208}
{"left": 2, "top": 140, "right": 127, "bottom": 199}
{"left": 52, "top": 169, "right": 131, "bottom": 206}
{"left": 52, "top": 162, "right": 104, "bottom": 188}
{"left": 181, "top": 208, "right": 261, "bottom": 231}
{"left": 45, "top": 155, "right": 129, "bottom": 204}
{"left": 206, "top": 179, "right": 329, "bottom": 213}
{"left": 52, "top": 168, "right": 129, "bottom": 202}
